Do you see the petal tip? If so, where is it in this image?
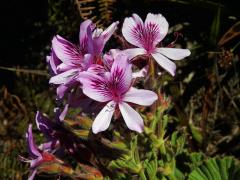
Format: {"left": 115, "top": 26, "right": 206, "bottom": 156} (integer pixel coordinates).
{"left": 135, "top": 126, "right": 144, "bottom": 133}
{"left": 186, "top": 49, "right": 191, "bottom": 56}
{"left": 92, "top": 128, "right": 98, "bottom": 134}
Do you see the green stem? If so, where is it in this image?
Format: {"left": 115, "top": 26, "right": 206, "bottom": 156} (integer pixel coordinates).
{"left": 231, "top": 40, "right": 240, "bottom": 52}
{"left": 148, "top": 57, "right": 157, "bottom": 90}
{"left": 160, "top": 142, "right": 166, "bottom": 155}
{"left": 150, "top": 57, "right": 155, "bottom": 78}
{"left": 139, "top": 169, "right": 147, "bottom": 180}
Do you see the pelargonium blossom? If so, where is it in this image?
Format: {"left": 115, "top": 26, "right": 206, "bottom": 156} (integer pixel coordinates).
{"left": 20, "top": 124, "right": 63, "bottom": 180}
{"left": 122, "top": 13, "right": 191, "bottom": 76}
{"left": 35, "top": 104, "right": 68, "bottom": 151}
{"left": 48, "top": 20, "right": 119, "bottom": 98}
{"left": 79, "top": 53, "right": 158, "bottom": 133}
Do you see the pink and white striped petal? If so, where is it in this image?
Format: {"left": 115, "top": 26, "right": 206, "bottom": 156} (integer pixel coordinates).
{"left": 100, "top": 21, "right": 119, "bottom": 44}
{"left": 123, "top": 48, "right": 146, "bottom": 60}
{"left": 145, "top": 13, "right": 169, "bottom": 43}
{"left": 122, "top": 13, "right": 145, "bottom": 48}
{"left": 79, "top": 72, "right": 112, "bottom": 102}
{"left": 87, "top": 64, "right": 106, "bottom": 75}
{"left": 47, "top": 49, "right": 61, "bottom": 75}
{"left": 56, "top": 84, "right": 69, "bottom": 99}
{"left": 91, "top": 21, "right": 119, "bottom": 55}
{"left": 52, "top": 35, "right": 82, "bottom": 64}
{"left": 79, "top": 19, "right": 97, "bottom": 54}
{"left": 119, "top": 102, "right": 144, "bottom": 133}
{"left": 151, "top": 52, "right": 176, "bottom": 76}
{"left": 26, "top": 124, "right": 41, "bottom": 158}
{"left": 49, "top": 69, "right": 78, "bottom": 85}
{"left": 123, "top": 87, "right": 158, "bottom": 106}
{"left": 122, "top": 13, "right": 169, "bottom": 53}
{"left": 110, "top": 54, "right": 132, "bottom": 93}
{"left": 81, "top": 54, "right": 94, "bottom": 70}
{"left": 156, "top": 48, "right": 191, "bottom": 60}
{"left": 57, "top": 63, "right": 75, "bottom": 72}
{"left": 103, "top": 49, "right": 122, "bottom": 70}
{"left": 58, "top": 104, "right": 69, "bottom": 122}
{"left": 79, "top": 20, "right": 93, "bottom": 50}
{"left": 92, "top": 101, "right": 116, "bottom": 134}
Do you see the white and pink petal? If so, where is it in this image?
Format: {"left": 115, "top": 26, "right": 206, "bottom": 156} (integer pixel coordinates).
{"left": 79, "top": 20, "right": 94, "bottom": 54}
{"left": 91, "top": 21, "right": 118, "bottom": 55}
{"left": 81, "top": 54, "right": 94, "bottom": 70}
{"left": 92, "top": 101, "right": 116, "bottom": 134}
{"left": 56, "top": 63, "right": 75, "bottom": 72}
{"left": 26, "top": 124, "right": 41, "bottom": 158}
{"left": 123, "top": 48, "right": 146, "bottom": 60}
{"left": 123, "top": 87, "right": 158, "bottom": 106}
{"left": 49, "top": 69, "right": 78, "bottom": 85}
{"left": 46, "top": 49, "right": 61, "bottom": 75}
{"left": 145, "top": 13, "right": 169, "bottom": 43}
{"left": 79, "top": 72, "right": 111, "bottom": 102}
{"left": 100, "top": 21, "right": 119, "bottom": 43}
{"left": 52, "top": 35, "right": 82, "bottom": 64}
{"left": 103, "top": 49, "right": 122, "bottom": 70}
{"left": 110, "top": 53, "right": 132, "bottom": 93}
{"left": 151, "top": 52, "right": 176, "bottom": 76}
{"left": 119, "top": 102, "right": 144, "bottom": 133}
{"left": 156, "top": 48, "right": 191, "bottom": 60}
{"left": 56, "top": 84, "right": 70, "bottom": 99}
{"left": 79, "top": 20, "right": 93, "bottom": 44}
{"left": 122, "top": 14, "right": 145, "bottom": 48}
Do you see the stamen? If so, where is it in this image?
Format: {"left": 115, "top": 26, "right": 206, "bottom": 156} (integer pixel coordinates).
{"left": 166, "top": 32, "right": 183, "bottom": 48}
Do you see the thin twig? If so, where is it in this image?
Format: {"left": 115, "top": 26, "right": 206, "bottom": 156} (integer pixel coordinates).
{"left": 0, "top": 66, "right": 48, "bottom": 76}
{"left": 223, "top": 86, "right": 240, "bottom": 113}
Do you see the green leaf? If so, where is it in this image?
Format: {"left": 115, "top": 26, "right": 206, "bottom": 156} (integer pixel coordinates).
{"left": 188, "top": 157, "right": 240, "bottom": 180}
{"left": 189, "top": 123, "right": 203, "bottom": 144}
{"left": 210, "top": 6, "right": 221, "bottom": 44}
{"left": 72, "top": 129, "right": 90, "bottom": 139}
{"left": 144, "top": 159, "right": 158, "bottom": 180}
{"left": 189, "top": 152, "right": 204, "bottom": 169}
{"left": 174, "top": 168, "right": 185, "bottom": 180}
{"left": 171, "top": 132, "right": 178, "bottom": 147}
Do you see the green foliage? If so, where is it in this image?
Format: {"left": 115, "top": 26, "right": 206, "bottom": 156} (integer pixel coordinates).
{"left": 189, "top": 152, "right": 204, "bottom": 170}
{"left": 188, "top": 157, "right": 240, "bottom": 180}
{"left": 48, "top": 0, "right": 80, "bottom": 37}
{"left": 64, "top": 115, "right": 93, "bottom": 139}
{"left": 107, "top": 107, "right": 188, "bottom": 179}
{"left": 0, "top": 140, "right": 27, "bottom": 180}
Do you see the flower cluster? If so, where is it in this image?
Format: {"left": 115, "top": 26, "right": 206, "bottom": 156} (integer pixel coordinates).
{"left": 22, "top": 13, "right": 190, "bottom": 179}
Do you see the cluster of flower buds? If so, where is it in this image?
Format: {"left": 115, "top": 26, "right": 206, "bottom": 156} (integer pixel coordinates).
{"left": 22, "top": 13, "right": 190, "bottom": 179}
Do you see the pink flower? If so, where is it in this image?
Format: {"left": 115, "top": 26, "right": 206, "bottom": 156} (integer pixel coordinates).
{"left": 48, "top": 20, "right": 119, "bottom": 98}
{"left": 79, "top": 54, "right": 158, "bottom": 133}
{"left": 122, "top": 13, "right": 191, "bottom": 76}
{"left": 35, "top": 104, "right": 69, "bottom": 151}
{"left": 20, "top": 124, "right": 62, "bottom": 180}
{"left": 52, "top": 19, "right": 119, "bottom": 67}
